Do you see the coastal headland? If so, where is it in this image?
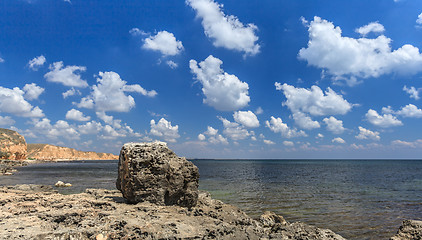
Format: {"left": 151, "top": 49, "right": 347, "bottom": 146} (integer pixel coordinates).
{"left": 0, "top": 128, "right": 118, "bottom": 175}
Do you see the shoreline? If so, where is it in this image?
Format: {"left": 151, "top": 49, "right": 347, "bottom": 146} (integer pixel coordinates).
{"left": 0, "top": 184, "right": 347, "bottom": 240}
{"left": 0, "top": 184, "right": 419, "bottom": 239}
{"left": 2, "top": 159, "right": 422, "bottom": 239}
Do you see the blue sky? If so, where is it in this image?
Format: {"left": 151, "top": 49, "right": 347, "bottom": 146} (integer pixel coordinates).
{"left": 2, "top": 0, "right": 422, "bottom": 159}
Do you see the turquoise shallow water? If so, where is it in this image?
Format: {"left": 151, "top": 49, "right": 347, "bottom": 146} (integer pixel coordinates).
{"left": 1, "top": 159, "right": 422, "bottom": 239}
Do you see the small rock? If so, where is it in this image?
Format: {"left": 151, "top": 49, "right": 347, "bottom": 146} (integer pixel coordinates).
{"left": 96, "top": 233, "right": 107, "bottom": 240}
{"left": 259, "top": 211, "right": 288, "bottom": 227}
{"left": 55, "top": 181, "right": 72, "bottom": 187}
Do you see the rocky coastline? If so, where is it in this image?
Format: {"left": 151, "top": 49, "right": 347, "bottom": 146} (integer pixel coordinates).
{"left": 1, "top": 141, "right": 421, "bottom": 239}
{"left": 0, "top": 127, "right": 118, "bottom": 175}
{"left": 27, "top": 143, "right": 118, "bottom": 161}
{"left": 0, "top": 159, "right": 27, "bottom": 176}
{"left": 0, "top": 184, "right": 348, "bottom": 240}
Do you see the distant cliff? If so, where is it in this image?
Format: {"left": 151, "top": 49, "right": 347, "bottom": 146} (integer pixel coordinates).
{"left": 27, "top": 144, "right": 118, "bottom": 160}
{"left": 0, "top": 128, "right": 27, "bottom": 160}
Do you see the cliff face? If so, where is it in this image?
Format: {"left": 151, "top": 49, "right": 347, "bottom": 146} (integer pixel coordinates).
{"left": 27, "top": 144, "right": 118, "bottom": 160}
{"left": 0, "top": 128, "right": 27, "bottom": 160}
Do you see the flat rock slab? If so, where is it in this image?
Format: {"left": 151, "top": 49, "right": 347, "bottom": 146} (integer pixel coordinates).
{"left": 116, "top": 142, "right": 199, "bottom": 207}
{"left": 0, "top": 185, "right": 347, "bottom": 240}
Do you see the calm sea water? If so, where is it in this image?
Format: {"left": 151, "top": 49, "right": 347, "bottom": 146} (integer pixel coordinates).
{"left": 1, "top": 159, "right": 421, "bottom": 239}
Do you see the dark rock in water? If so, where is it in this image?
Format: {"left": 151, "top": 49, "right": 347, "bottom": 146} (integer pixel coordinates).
{"left": 116, "top": 142, "right": 199, "bottom": 207}
{"left": 390, "top": 220, "right": 422, "bottom": 240}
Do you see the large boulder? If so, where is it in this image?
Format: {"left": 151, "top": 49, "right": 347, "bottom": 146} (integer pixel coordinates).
{"left": 116, "top": 142, "right": 199, "bottom": 207}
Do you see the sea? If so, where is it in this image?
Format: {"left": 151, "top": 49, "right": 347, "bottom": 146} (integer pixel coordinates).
{"left": 1, "top": 159, "right": 421, "bottom": 239}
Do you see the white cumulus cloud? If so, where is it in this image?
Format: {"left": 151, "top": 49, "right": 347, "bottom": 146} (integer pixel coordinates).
{"left": 29, "top": 118, "right": 80, "bottom": 140}
{"left": 403, "top": 86, "right": 421, "bottom": 100}
{"left": 299, "top": 17, "right": 422, "bottom": 85}
{"left": 186, "top": 0, "right": 260, "bottom": 56}
{"left": 198, "top": 133, "right": 206, "bottom": 141}
{"left": 78, "top": 121, "right": 103, "bottom": 135}
{"left": 395, "top": 104, "right": 422, "bottom": 118}
{"left": 150, "top": 118, "right": 180, "bottom": 143}
{"left": 23, "top": 83, "right": 44, "bottom": 100}
{"left": 332, "top": 137, "right": 345, "bottom": 144}
{"left": 275, "top": 82, "right": 352, "bottom": 129}
{"left": 264, "top": 139, "right": 275, "bottom": 145}
{"left": 205, "top": 126, "right": 218, "bottom": 136}
{"left": 209, "top": 134, "right": 229, "bottom": 145}
{"left": 142, "top": 31, "right": 184, "bottom": 56}
{"left": 233, "top": 110, "right": 259, "bottom": 128}
{"left": 27, "top": 55, "right": 46, "bottom": 71}
{"left": 0, "top": 86, "right": 44, "bottom": 118}
{"left": 355, "top": 22, "right": 385, "bottom": 36}
{"left": 283, "top": 141, "right": 294, "bottom": 146}
{"left": 65, "top": 109, "right": 91, "bottom": 122}
{"left": 219, "top": 117, "right": 250, "bottom": 141}
{"left": 77, "top": 71, "right": 157, "bottom": 113}
{"left": 166, "top": 60, "right": 178, "bottom": 69}
{"left": 198, "top": 126, "right": 228, "bottom": 145}
{"left": 255, "top": 107, "right": 263, "bottom": 115}
{"left": 365, "top": 109, "right": 402, "bottom": 128}
{"left": 392, "top": 139, "right": 422, "bottom": 148}
{"left": 62, "top": 88, "right": 81, "bottom": 99}
{"left": 265, "top": 116, "right": 307, "bottom": 138}
{"left": 0, "top": 116, "right": 15, "bottom": 126}
{"left": 190, "top": 55, "right": 250, "bottom": 111}
{"left": 292, "top": 112, "right": 320, "bottom": 130}
{"left": 44, "top": 61, "right": 88, "bottom": 88}
{"left": 323, "top": 116, "right": 345, "bottom": 134}
{"left": 129, "top": 28, "right": 148, "bottom": 36}
{"left": 276, "top": 83, "right": 353, "bottom": 116}
{"left": 356, "top": 126, "right": 380, "bottom": 141}
{"left": 417, "top": 13, "right": 422, "bottom": 25}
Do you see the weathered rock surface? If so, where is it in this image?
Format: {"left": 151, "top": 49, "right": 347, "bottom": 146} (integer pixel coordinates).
{"left": 0, "top": 128, "right": 27, "bottom": 160}
{"left": 27, "top": 143, "right": 118, "bottom": 160}
{"left": 0, "top": 160, "right": 27, "bottom": 176}
{"left": 390, "top": 220, "right": 422, "bottom": 240}
{"left": 0, "top": 185, "right": 346, "bottom": 240}
{"left": 116, "top": 142, "right": 199, "bottom": 207}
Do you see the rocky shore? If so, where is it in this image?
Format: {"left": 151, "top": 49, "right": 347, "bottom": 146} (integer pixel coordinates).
{"left": 1, "top": 142, "right": 421, "bottom": 239}
{"left": 0, "top": 184, "right": 347, "bottom": 240}
{"left": 0, "top": 159, "right": 27, "bottom": 176}
{"left": 1, "top": 184, "right": 420, "bottom": 239}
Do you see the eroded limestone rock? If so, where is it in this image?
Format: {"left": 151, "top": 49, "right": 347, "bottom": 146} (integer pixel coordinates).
{"left": 116, "top": 142, "right": 199, "bottom": 207}
{"left": 390, "top": 220, "right": 422, "bottom": 240}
